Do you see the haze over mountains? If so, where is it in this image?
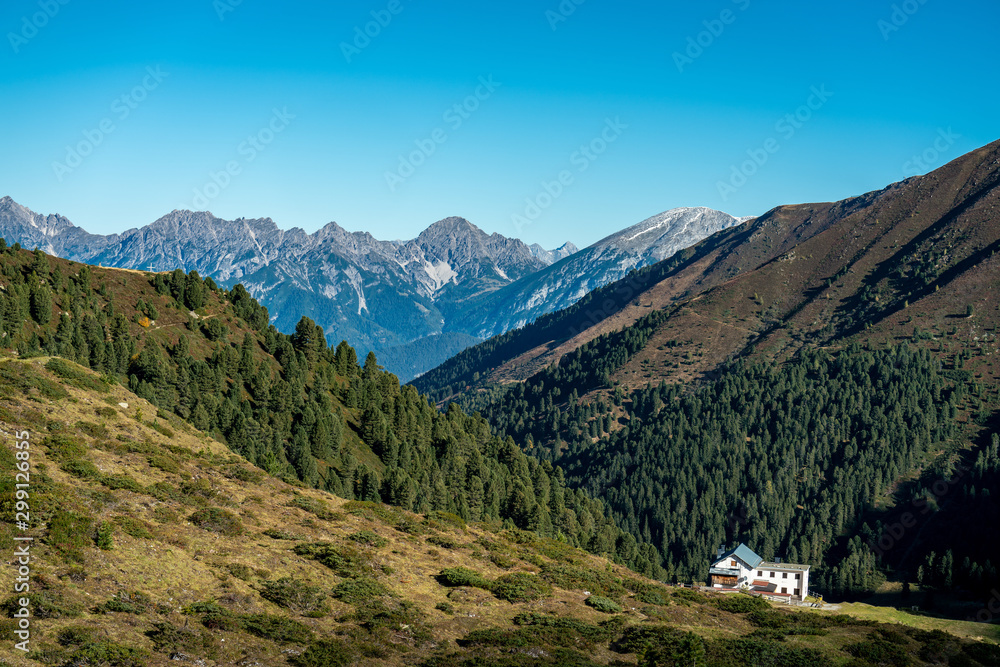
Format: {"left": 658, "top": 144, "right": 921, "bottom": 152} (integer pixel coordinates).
{"left": 0, "top": 197, "right": 743, "bottom": 380}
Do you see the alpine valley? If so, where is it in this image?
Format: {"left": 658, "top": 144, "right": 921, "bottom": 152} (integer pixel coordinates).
{"left": 3, "top": 141, "right": 1000, "bottom": 666}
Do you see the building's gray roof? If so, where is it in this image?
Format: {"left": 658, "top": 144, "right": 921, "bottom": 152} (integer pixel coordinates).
{"left": 759, "top": 561, "right": 810, "bottom": 572}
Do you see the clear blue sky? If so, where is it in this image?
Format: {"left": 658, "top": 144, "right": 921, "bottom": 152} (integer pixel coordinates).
{"left": 2, "top": 0, "right": 997, "bottom": 249}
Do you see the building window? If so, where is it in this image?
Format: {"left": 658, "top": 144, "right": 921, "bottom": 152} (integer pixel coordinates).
{"left": 757, "top": 571, "right": 762, "bottom": 577}
{"left": 782, "top": 572, "right": 788, "bottom": 579}
{"left": 794, "top": 589, "right": 800, "bottom": 596}
{"left": 795, "top": 573, "right": 801, "bottom": 580}
{"left": 770, "top": 572, "right": 775, "bottom": 577}
{"left": 731, "top": 560, "right": 737, "bottom": 567}
{"left": 781, "top": 587, "right": 787, "bottom": 594}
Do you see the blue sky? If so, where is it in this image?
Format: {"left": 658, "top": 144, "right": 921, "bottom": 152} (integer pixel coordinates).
{"left": 1, "top": 0, "right": 997, "bottom": 249}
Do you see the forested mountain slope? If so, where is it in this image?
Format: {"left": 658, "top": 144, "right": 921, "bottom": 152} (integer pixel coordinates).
{"left": 416, "top": 139, "right": 1000, "bottom": 607}
{"left": 416, "top": 138, "right": 1000, "bottom": 400}
{"left": 0, "top": 242, "right": 661, "bottom": 576}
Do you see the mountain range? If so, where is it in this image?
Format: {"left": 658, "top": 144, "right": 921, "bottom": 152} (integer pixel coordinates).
{"left": 0, "top": 198, "right": 743, "bottom": 380}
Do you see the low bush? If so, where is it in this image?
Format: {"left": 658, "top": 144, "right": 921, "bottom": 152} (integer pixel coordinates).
{"left": 240, "top": 613, "right": 313, "bottom": 644}
{"left": 713, "top": 594, "right": 770, "bottom": 613}
{"left": 114, "top": 515, "right": 154, "bottom": 539}
{"left": 64, "top": 641, "right": 148, "bottom": 667}
{"left": 290, "top": 639, "right": 357, "bottom": 667}
{"left": 95, "top": 521, "right": 114, "bottom": 550}
{"left": 585, "top": 595, "right": 622, "bottom": 614}
{"left": 45, "top": 358, "right": 109, "bottom": 393}
{"left": 147, "top": 621, "right": 220, "bottom": 660}
{"left": 845, "top": 639, "right": 912, "bottom": 667}
{"left": 47, "top": 510, "right": 93, "bottom": 562}
{"left": 539, "top": 563, "right": 627, "bottom": 597}
{"left": 437, "top": 567, "right": 492, "bottom": 590}
{"left": 492, "top": 573, "right": 553, "bottom": 603}
{"left": 670, "top": 587, "right": 705, "bottom": 604}
{"left": 332, "top": 577, "right": 391, "bottom": 605}
{"left": 189, "top": 507, "right": 243, "bottom": 536}
{"left": 346, "top": 530, "right": 388, "bottom": 548}
{"left": 43, "top": 434, "right": 87, "bottom": 460}
{"left": 1, "top": 591, "right": 81, "bottom": 619}
{"left": 147, "top": 454, "right": 179, "bottom": 473}
{"left": 259, "top": 578, "right": 327, "bottom": 616}
{"left": 61, "top": 459, "right": 101, "bottom": 479}
{"left": 94, "top": 591, "right": 153, "bottom": 615}
{"left": 293, "top": 542, "right": 374, "bottom": 578}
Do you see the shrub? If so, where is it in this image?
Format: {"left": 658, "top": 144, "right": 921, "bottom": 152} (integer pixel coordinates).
{"left": 94, "top": 591, "right": 153, "bottom": 615}
{"left": 713, "top": 594, "right": 770, "bottom": 613}
{"left": 290, "top": 639, "right": 357, "bottom": 667}
{"left": 58, "top": 626, "right": 98, "bottom": 647}
{"left": 147, "top": 454, "right": 179, "bottom": 473}
{"left": 437, "top": 567, "right": 492, "bottom": 590}
{"left": 114, "top": 516, "right": 154, "bottom": 539}
{"left": 152, "top": 506, "right": 179, "bottom": 523}
{"left": 259, "top": 578, "right": 327, "bottom": 616}
{"left": 332, "top": 577, "right": 391, "bottom": 605}
{"left": 95, "top": 406, "right": 118, "bottom": 419}
{"left": 65, "top": 641, "right": 148, "bottom": 667}
{"left": 95, "top": 521, "right": 114, "bottom": 550}
{"left": 45, "top": 358, "right": 109, "bottom": 393}
{"left": 964, "top": 642, "right": 1000, "bottom": 666}
{"left": 539, "top": 563, "right": 627, "bottom": 597}
{"left": 76, "top": 420, "right": 110, "bottom": 438}
{"left": 223, "top": 465, "right": 264, "bottom": 484}
{"left": 47, "top": 510, "right": 92, "bottom": 562}
{"left": 746, "top": 609, "right": 789, "bottom": 629}
{"left": 435, "top": 602, "right": 454, "bottom": 614}
{"left": 146, "top": 621, "right": 219, "bottom": 660}
{"left": 293, "top": 542, "right": 374, "bottom": 578}
{"left": 240, "top": 613, "right": 313, "bottom": 644}
{"left": 671, "top": 587, "right": 705, "bottom": 604}
{"left": 425, "top": 510, "right": 466, "bottom": 529}
{"left": 637, "top": 589, "right": 669, "bottom": 605}
{"left": 1, "top": 592, "right": 81, "bottom": 619}
{"left": 189, "top": 507, "right": 243, "bottom": 536}
{"left": 585, "top": 595, "right": 622, "bottom": 614}
{"left": 43, "top": 434, "right": 86, "bottom": 460}
{"left": 100, "top": 473, "right": 144, "bottom": 493}
{"left": 845, "top": 639, "right": 912, "bottom": 667}
{"left": 62, "top": 458, "right": 101, "bottom": 479}
{"left": 346, "top": 530, "right": 388, "bottom": 548}
{"left": 492, "top": 573, "right": 553, "bottom": 603}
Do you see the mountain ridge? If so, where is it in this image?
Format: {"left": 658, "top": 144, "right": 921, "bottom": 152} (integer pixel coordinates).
{"left": 0, "top": 200, "right": 741, "bottom": 380}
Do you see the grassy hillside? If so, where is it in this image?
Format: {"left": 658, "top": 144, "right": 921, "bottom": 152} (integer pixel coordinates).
{"left": 1, "top": 356, "right": 999, "bottom": 666}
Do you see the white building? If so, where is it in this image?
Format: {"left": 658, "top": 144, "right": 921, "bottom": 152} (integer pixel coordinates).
{"left": 708, "top": 543, "right": 810, "bottom": 601}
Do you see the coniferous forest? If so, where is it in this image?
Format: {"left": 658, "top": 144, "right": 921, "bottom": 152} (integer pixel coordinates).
{"left": 0, "top": 242, "right": 663, "bottom": 578}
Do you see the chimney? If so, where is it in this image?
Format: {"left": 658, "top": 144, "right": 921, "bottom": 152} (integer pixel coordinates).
{"left": 776, "top": 557, "right": 782, "bottom": 564}
{"left": 716, "top": 545, "right": 725, "bottom": 559}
